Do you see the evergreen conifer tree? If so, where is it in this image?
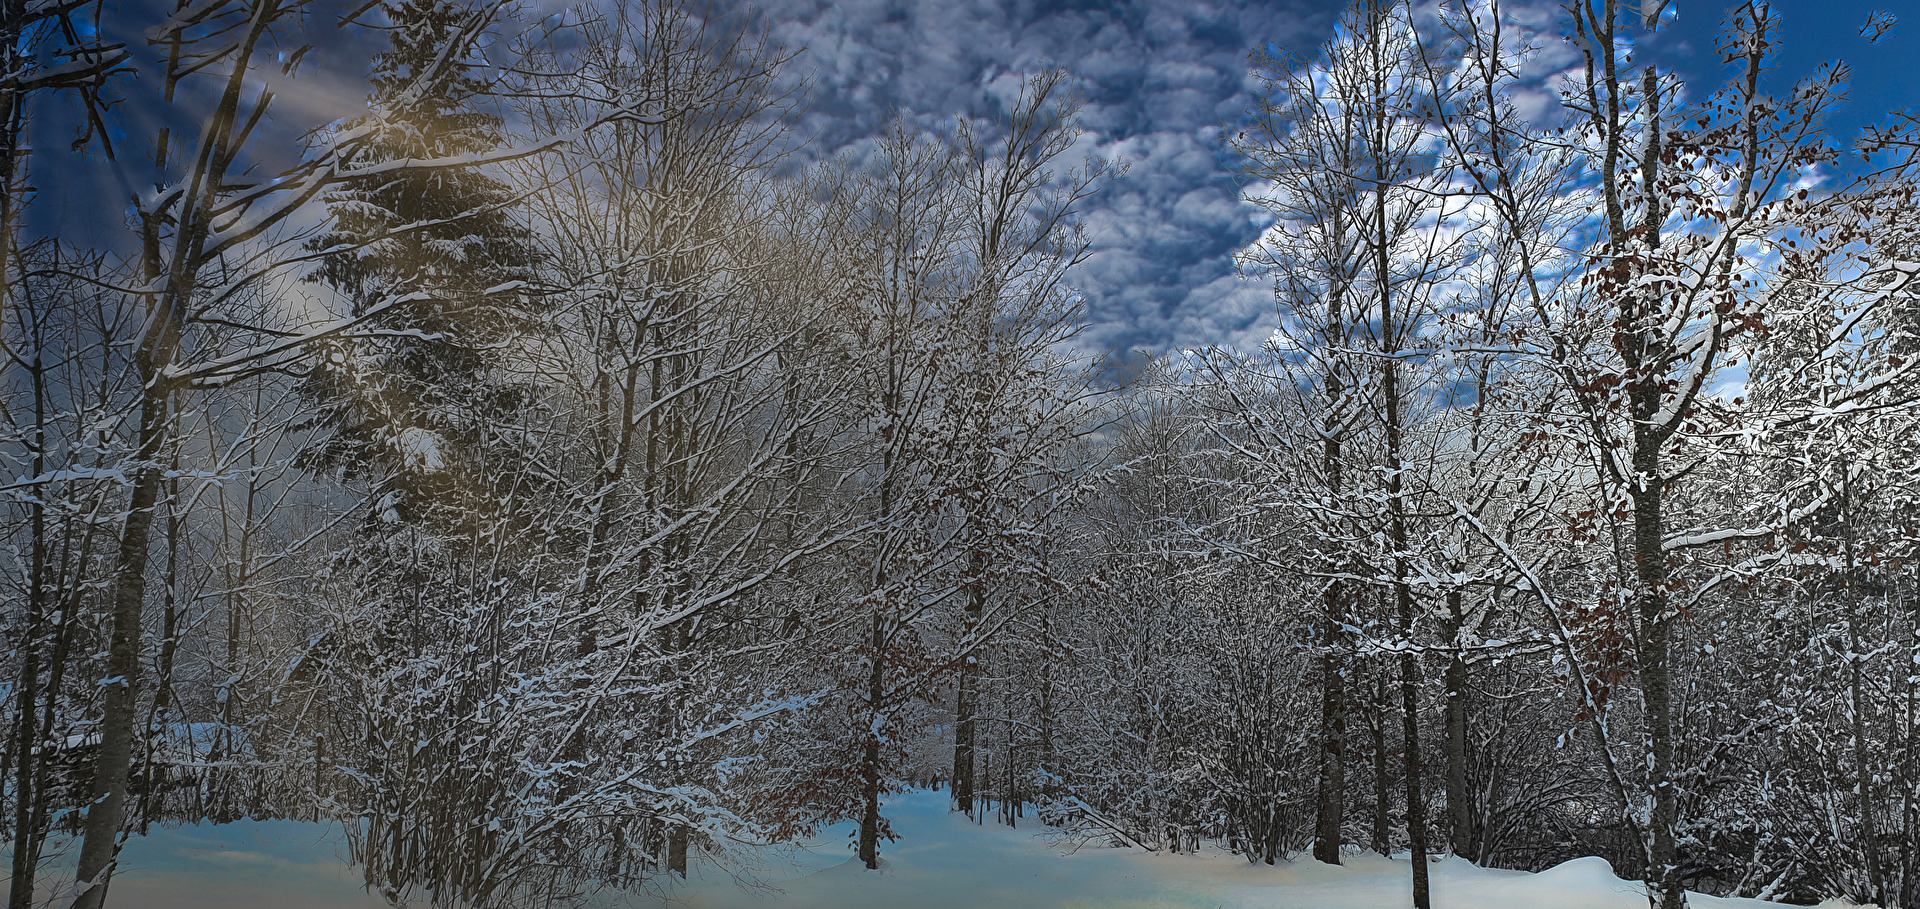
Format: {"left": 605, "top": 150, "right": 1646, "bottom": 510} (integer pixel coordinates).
{"left": 303, "top": 0, "right": 538, "bottom": 526}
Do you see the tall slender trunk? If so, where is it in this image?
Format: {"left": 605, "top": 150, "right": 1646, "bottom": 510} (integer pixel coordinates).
{"left": 1037, "top": 611, "right": 1055, "bottom": 799}
{"left": 953, "top": 551, "right": 983, "bottom": 815}
{"left": 1367, "top": 22, "right": 1429, "bottom": 888}
{"left": 952, "top": 287, "right": 998, "bottom": 819}
{"left": 1313, "top": 353, "right": 1349, "bottom": 864}
{"left": 953, "top": 667, "right": 977, "bottom": 812}
{"left": 71, "top": 379, "right": 168, "bottom": 909}
{"left": 859, "top": 611, "right": 886, "bottom": 869}
{"left": 8, "top": 290, "right": 48, "bottom": 909}
{"left": 1632, "top": 474, "right": 1680, "bottom": 909}
{"left": 76, "top": 184, "right": 188, "bottom": 896}
{"left": 1313, "top": 529, "right": 1348, "bottom": 862}
{"left": 1842, "top": 476, "right": 1882, "bottom": 903}
{"left": 1399, "top": 647, "right": 1430, "bottom": 905}
{"left": 1443, "top": 586, "right": 1472, "bottom": 858}
{"left": 1622, "top": 60, "right": 1683, "bottom": 909}
{"left": 217, "top": 458, "right": 254, "bottom": 822}
{"left": 140, "top": 475, "right": 183, "bottom": 830}
{"left": 20, "top": 546, "right": 83, "bottom": 909}
{"left": 1382, "top": 298, "right": 1429, "bottom": 909}
{"left": 859, "top": 346, "right": 904, "bottom": 871}
{"left": 1371, "top": 674, "right": 1389, "bottom": 857}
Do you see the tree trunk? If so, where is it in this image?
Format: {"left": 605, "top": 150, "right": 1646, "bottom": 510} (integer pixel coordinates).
{"left": 1313, "top": 416, "right": 1348, "bottom": 865}
{"left": 1443, "top": 588, "right": 1473, "bottom": 859}
{"left": 1842, "top": 478, "right": 1882, "bottom": 904}
{"left": 1624, "top": 60, "right": 1684, "bottom": 909}
{"left": 953, "top": 555, "right": 984, "bottom": 816}
{"left": 9, "top": 319, "right": 48, "bottom": 909}
{"left": 1314, "top": 584, "right": 1347, "bottom": 865}
{"left": 71, "top": 380, "right": 168, "bottom": 909}
{"left": 141, "top": 479, "right": 183, "bottom": 831}
{"left": 1399, "top": 640, "right": 1431, "bottom": 909}
{"left": 1632, "top": 476, "right": 1681, "bottom": 909}
{"left": 1383, "top": 338, "right": 1429, "bottom": 908}
{"left": 71, "top": 1, "right": 257, "bottom": 891}
{"left": 667, "top": 825, "right": 689, "bottom": 876}
{"left": 1371, "top": 671, "right": 1389, "bottom": 857}
{"left": 1369, "top": 9, "right": 1428, "bottom": 898}
{"left": 859, "top": 612, "right": 885, "bottom": 869}
{"left": 954, "top": 668, "right": 976, "bottom": 814}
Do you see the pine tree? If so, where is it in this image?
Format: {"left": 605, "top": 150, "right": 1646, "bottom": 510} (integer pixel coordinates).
{"left": 298, "top": 5, "right": 543, "bottom": 899}
{"left": 302, "top": 0, "right": 538, "bottom": 526}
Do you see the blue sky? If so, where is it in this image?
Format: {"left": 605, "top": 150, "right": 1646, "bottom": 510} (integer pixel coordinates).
{"left": 33, "top": 1, "right": 1920, "bottom": 358}
{"left": 34, "top": 0, "right": 1340, "bottom": 360}
{"left": 746, "top": 0, "right": 1920, "bottom": 358}
{"left": 1642, "top": 1, "right": 1915, "bottom": 157}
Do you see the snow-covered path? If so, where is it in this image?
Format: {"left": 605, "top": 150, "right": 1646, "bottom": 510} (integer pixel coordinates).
{"left": 11, "top": 791, "right": 1864, "bottom": 908}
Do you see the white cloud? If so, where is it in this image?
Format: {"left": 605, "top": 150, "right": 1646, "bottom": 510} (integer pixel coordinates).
{"left": 746, "top": 0, "right": 1342, "bottom": 354}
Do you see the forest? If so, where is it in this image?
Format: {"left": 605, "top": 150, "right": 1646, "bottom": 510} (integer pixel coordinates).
{"left": 3, "top": 0, "right": 1920, "bottom": 907}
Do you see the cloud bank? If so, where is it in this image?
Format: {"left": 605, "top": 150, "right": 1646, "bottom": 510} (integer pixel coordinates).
{"left": 749, "top": 0, "right": 1345, "bottom": 355}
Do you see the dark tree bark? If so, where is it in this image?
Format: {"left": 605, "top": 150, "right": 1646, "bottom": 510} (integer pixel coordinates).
{"left": 1313, "top": 361, "right": 1350, "bottom": 865}
{"left": 859, "top": 612, "right": 886, "bottom": 869}
{"left": 8, "top": 260, "right": 51, "bottom": 909}
{"left": 953, "top": 577, "right": 981, "bottom": 815}
{"left": 72, "top": 379, "right": 168, "bottom": 909}
{"left": 1377, "top": 115, "right": 1429, "bottom": 907}
{"left": 1371, "top": 671, "right": 1390, "bottom": 857}
{"left": 1443, "top": 587, "right": 1473, "bottom": 858}
{"left": 1313, "top": 571, "right": 1348, "bottom": 863}
{"left": 1620, "top": 60, "right": 1682, "bottom": 909}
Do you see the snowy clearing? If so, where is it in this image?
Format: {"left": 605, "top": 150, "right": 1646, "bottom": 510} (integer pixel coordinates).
{"left": 11, "top": 820, "right": 385, "bottom": 909}
{"left": 661, "top": 789, "right": 1870, "bottom": 909}
{"left": 19, "top": 789, "right": 1871, "bottom": 909}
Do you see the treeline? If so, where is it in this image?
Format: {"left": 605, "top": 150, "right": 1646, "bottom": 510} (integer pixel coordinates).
{"left": 2, "top": 0, "right": 1117, "bottom": 905}
{"left": 4, "top": 1, "right": 1920, "bottom": 909}
{"left": 1040, "top": 3, "right": 1920, "bottom": 909}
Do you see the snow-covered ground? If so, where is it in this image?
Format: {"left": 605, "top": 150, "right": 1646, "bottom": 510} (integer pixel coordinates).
{"left": 12, "top": 819, "right": 387, "bottom": 909}
{"left": 661, "top": 789, "right": 1863, "bottom": 909}
{"left": 8, "top": 792, "right": 1871, "bottom": 908}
